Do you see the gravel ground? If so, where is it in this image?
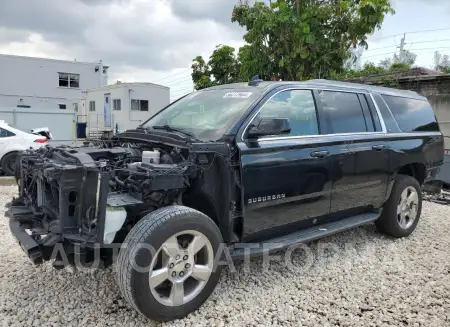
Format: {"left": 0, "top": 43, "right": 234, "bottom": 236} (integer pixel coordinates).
{"left": 0, "top": 185, "right": 449, "bottom": 327}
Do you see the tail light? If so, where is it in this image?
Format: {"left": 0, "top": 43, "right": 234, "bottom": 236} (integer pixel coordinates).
{"left": 34, "top": 138, "right": 48, "bottom": 143}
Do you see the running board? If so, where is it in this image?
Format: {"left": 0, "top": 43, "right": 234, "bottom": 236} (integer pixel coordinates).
{"left": 230, "top": 212, "right": 380, "bottom": 260}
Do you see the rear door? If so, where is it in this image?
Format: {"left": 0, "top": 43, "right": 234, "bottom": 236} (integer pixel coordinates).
{"left": 316, "top": 90, "right": 390, "bottom": 213}
{"left": 237, "top": 88, "right": 334, "bottom": 241}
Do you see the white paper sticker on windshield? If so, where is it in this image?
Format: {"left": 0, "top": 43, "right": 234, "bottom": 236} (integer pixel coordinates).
{"left": 223, "top": 92, "right": 253, "bottom": 99}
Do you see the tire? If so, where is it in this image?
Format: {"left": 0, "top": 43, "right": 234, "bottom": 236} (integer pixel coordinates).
{"left": 376, "top": 174, "right": 422, "bottom": 238}
{"left": 1, "top": 152, "right": 18, "bottom": 176}
{"left": 117, "top": 205, "right": 224, "bottom": 321}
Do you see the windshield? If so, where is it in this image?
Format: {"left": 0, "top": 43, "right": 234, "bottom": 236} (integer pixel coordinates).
{"left": 141, "top": 88, "right": 262, "bottom": 141}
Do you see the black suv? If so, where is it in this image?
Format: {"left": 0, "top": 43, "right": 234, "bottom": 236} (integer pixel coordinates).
{"left": 6, "top": 79, "right": 444, "bottom": 321}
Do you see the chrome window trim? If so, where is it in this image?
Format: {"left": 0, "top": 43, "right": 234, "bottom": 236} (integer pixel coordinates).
{"left": 368, "top": 93, "right": 388, "bottom": 133}
{"left": 255, "top": 131, "right": 441, "bottom": 143}
{"left": 257, "top": 131, "right": 384, "bottom": 142}
{"left": 241, "top": 87, "right": 388, "bottom": 142}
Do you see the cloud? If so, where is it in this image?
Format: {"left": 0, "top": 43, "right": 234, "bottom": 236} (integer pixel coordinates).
{"left": 168, "top": 0, "right": 236, "bottom": 25}
{"left": 0, "top": 28, "right": 30, "bottom": 44}
{"left": 0, "top": 0, "right": 244, "bottom": 81}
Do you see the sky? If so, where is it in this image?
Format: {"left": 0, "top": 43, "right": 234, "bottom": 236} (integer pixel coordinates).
{"left": 0, "top": 0, "right": 449, "bottom": 101}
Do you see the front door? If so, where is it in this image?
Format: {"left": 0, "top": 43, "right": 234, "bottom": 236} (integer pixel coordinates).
{"left": 237, "top": 89, "right": 333, "bottom": 242}
{"left": 104, "top": 93, "right": 111, "bottom": 128}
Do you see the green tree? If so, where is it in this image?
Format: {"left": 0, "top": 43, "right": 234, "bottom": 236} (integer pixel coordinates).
{"left": 231, "top": 0, "right": 394, "bottom": 81}
{"left": 209, "top": 45, "right": 239, "bottom": 84}
{"left": 392, "top": 49, "right": 417, "bottom": 66}
{"left": 331, "top": 62, "right": 385, "bottom": 80}
{"left": 434, "top": 51, "right": 450, "bottom": 73}
{"left": 191, "top": 45, "right": 242, "bottom": 90}
{"left": 191, "top": 56, "right": 213, "bottom": 90}
{"left": 378, "top": 57, "right": 392, "bottom": 69}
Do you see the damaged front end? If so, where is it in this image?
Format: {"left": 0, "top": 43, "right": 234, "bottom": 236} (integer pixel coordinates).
{"left": 5, "top": 141, "right": 219, "bottom": 267}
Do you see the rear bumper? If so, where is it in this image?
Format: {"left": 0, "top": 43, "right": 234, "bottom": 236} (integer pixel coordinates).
{"left": 7, "top": 213, "right": 44, "bottom": 265}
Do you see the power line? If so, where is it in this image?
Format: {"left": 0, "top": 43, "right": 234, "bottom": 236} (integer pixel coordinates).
{"left": 362, "top": 47, "right": 450, "bottom": 60}
{"left": 157, "top": 76, "right": 193, "bottom": 87}
{"left": 171, "top": 85, "right": 194, "bottom": 92}
{"left": 410, "top": 46, "right": 450, "bottom": 52}
{"left": 370, "top": 27, "right": 450, "bottom": 42}
{"left": 366, "top": 44, "right": 397, "bottom": 52}
{"left": 153, "top": 68, "right": 190, "bottom": 83}
{"left": 367, "top": 38, "right": 450, "bottom": 52}
{"left": 363, "top": 51, "right": 396, "bottom": 59}
{"left": 161, "top": 80, "right": 193, "bottom": 88}
{"left": 409, "top": 38, "right": 450, "bottom": 45}
{"left": 173, "top": 87, "right": 194, "bottom": 93}
{"left": 169, "top": 83, "right": 195, "bottom": 90}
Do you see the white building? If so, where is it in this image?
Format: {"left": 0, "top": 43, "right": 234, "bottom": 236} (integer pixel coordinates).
{"left": 0, "top": 53, "right": 108, "bottom": 110}
{"left": 77, "top": 83, "right": 170, "bottom": 137}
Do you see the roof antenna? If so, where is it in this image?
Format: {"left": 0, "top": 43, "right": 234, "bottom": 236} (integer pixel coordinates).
{"left": 248, "top": 75, "right": 264, "bottom": 86}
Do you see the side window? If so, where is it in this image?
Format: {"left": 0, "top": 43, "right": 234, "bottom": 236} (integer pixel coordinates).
{"left": 254, "top": 89, "right": 319, "bottom": 137}
{"left": 372, "top": 93, "right": 400, "bottom": 132}
{"left": 0, "top": 128, "right": 15, "bottom": 137}
{"left": 381, "top": 95, "right": 439, "bottom": 132}
{"left": 318, "top": 91, "right": 368, "bottom": 134}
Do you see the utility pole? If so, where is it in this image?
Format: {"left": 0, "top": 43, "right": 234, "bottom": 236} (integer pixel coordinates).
{"left": 398, "top": 33, "right": 406, "bottom": 63}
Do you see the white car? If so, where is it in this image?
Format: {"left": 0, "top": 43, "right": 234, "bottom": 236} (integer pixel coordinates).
{"left": 0, "top": 121, "right": 51, "bottom": 176}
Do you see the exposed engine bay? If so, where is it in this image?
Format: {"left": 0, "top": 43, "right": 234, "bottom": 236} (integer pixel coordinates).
{"left": 7, "top": 139, "right": 232, "bottom": 266}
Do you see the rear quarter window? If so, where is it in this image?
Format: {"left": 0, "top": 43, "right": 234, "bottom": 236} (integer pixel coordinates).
{"left": 0, "top": 127, "right": 15, "bottom": 137}
{"left": 381, "top": 95, "right": 439, "bottom": 132}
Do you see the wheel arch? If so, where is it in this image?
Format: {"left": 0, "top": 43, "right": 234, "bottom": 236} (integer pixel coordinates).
{"left": 0, "top": 150, "right": 20, "bottom": 163}
{"left": 397, "top": 162, "right": 426, "bottom": 186}
{"left": 182, "top": 190, "right": 220, "bottom": 230}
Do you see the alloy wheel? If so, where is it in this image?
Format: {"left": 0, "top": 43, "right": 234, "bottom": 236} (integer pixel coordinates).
{"left": 148, "top": 230, "right": 214, "bottom": 307}
{"left": 397, "top": 186, "right": 419, "bottom": 229}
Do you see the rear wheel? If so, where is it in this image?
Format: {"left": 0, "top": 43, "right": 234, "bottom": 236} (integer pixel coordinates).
{"left": 1, "top": 152, "right": 18, "bottom": 176}
{"left": 117, "top": 206, "right": 223, "bottom": 321}
{"left": 376, "top": 174, "right": 422, "bottom": 237}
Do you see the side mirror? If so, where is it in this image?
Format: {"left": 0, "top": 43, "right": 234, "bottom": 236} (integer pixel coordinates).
{"left": 247, "top": 118, "right": 291, "bottom": 139}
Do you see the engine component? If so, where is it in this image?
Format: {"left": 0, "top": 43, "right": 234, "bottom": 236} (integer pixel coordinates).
{"left": 142, "top": 150, "right": 160, "bottom": 164}
{"left": 160, "top": 153, "right": 174, "bottom": 165}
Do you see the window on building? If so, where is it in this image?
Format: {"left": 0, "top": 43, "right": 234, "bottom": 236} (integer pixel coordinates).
{"left": 58, "top": 104, "right": 67, "bottom": 110}
{"left": 131, "top": 99, "right": 149, "bottom": 111}
{"left": 254, "top": 89, "right": 319, "bottom": 137}
{"left": 141, "top": 100, "right": 149, "bottom": 111}
{"left": 113, "top": 99, "right": 121, "bottom": 111}
{"left": 0, "top": 128, "right": 15, "bottom": 138}
{"left": 89, "top": 101, "right": 96, "bottom": 112}
{"left": 59, "top": 73, "right": 80, "bottom": 88}
{"left": 318, "top": 91, "right": 368, "bottom": 134}
{"left": 73, "top": 103, "right": 79, "bottom": 112}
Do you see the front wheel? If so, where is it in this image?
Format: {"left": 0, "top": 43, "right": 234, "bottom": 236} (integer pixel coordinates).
{"left": 117, "top": 206, "right": 223, "bottom": 321}
{"left": 376, "top": 174, "right": 422, "bottom": 238}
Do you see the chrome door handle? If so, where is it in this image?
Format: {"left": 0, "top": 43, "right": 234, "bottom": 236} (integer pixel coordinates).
{"left": 372, "top": 144, "right": 386, "bottom": 151}
{"left": 311, "top": 150, "right": 329, "bottom": 158}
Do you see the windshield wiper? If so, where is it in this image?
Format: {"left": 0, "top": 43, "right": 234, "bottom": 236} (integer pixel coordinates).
{"left": 151, "top": 125, "right": 195, "bottom": 138}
